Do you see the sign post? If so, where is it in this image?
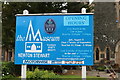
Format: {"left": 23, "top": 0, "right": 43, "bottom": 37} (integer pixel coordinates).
{"left": 21, "top": 65, "right": 27, "bottom": 80}
{"left": 82, "top": 66, "right": 86, "bottom": 80}
{"left": 81, "top": 8, "right": 87, "bottom": 80}
{"left": 21, "top": 10, "right": 29, "bottom": 80}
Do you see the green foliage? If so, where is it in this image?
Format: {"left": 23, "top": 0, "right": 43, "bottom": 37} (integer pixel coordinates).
{"left": 67, "top": 2, "right": 94, "bottom": 13}
{"left": 97, "top": 66, "right": 106, "bottom": 71}
{"left": 2, "top": 62, "right": 21, "bottom": 76}
{"left": 2, "top": 74, "right": 15, "bottom": 80}
{"left": 27, "top": 67, "right": 60, "bottom": 79}
{"left": 41, "top": 70, "right": 58, "bottom": 78}
{"left": 27, "top": 71, "right": 35, "bottom": 79}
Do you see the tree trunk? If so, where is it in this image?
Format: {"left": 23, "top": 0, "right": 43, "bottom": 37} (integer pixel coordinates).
{"left": 5, "top": 49, "right": 8, "bottom": 61}
{"left": 11, "top": 49, "right": 14, "bottom": 62}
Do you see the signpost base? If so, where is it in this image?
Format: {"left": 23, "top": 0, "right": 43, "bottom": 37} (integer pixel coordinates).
{"left": 82, "top": 66, "right": 86, "bottom": 80}
{"left": 21, "top": 65, "right": 27, "bottom": 80}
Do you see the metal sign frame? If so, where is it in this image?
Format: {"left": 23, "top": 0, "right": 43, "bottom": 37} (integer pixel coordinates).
{"left": 15, "top": 13, "right": 94, "bottom": 66}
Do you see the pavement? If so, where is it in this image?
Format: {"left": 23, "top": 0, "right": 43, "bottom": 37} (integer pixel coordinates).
{"left": 118, "top": 73, "right": 120, "bottom": 80}
{"left": 87, "top": 71, "right": 120, "bottom": 80}
{"left": 63, "top": 70, "right": 120, "bottom": 79}
{"left": 87, "top": 71, "right": 110, "bottom": 78}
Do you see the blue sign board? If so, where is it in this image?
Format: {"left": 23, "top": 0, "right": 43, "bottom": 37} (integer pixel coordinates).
{"left": 15, "top": 14, "right": 94, "bottom": 65}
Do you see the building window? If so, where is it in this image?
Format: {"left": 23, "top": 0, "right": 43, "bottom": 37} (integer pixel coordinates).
{"left": 96, "top": 48, "right": 99, "bottom": 60}
{"left": 101, "top": 54, "right": 105, "bottom": 58}
{"left": 106, "top": 48, "right": 110, "bottom": 60}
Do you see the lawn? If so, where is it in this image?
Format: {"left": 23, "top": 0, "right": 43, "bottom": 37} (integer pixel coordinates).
{"left": 59, "top": 75, "right": 108, "bottom": 80}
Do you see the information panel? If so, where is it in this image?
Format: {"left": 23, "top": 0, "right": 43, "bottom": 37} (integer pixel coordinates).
{"left": 15, "top": 14, "right": 94, "bottom": 65}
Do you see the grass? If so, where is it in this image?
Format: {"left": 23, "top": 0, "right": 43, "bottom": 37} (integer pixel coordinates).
{"left": 59, "top": 75, "right": 108, "bottom": 80}
{"left": 10, "top": 75, "right": 108, "bottom": 80}
{"left": 59, "top": 75, "right": 81, "bottom": 78}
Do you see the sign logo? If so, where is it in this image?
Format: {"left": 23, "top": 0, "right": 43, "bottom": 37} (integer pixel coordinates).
{"left": 25, "top": 20, "right": 42, "bottom": 53}
{"left": 16, "top": 20, "right": 43, "bottom": 53}
{"left": 44, "top": 19, "right": 56, "bottom": 34}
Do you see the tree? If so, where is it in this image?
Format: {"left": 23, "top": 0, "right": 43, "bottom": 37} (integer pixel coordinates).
{"left": 2, "top": 2, "right": 93, "bottom": 51}
{"left": 67, "top": 2, "right": 94, "bottom": 13}
{"left": 2, "top": 2, "right": 66, "bottom": 50}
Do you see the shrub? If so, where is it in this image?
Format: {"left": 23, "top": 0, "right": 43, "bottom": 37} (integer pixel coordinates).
{"left": 2, "top": 74, "right": 15, "bottom": 80}
{"left": 2, "top": 62, "right": 21, "bottom": 77}
{"left": 97, "top": 66, "right": 106, "bottom": 71}
{"left": 41, "top": 70, "right": 59, "bottom": 78}
{"left": 27, "top": 67, "right": 60, "bottom": 79}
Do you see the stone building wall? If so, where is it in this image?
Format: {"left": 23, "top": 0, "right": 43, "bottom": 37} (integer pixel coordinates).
{"left": 94, "top": 2, "right": 120, "bottom": 66}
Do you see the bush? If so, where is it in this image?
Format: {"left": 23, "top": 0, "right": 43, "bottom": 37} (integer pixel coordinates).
{"left": 27, "top": 67, "right": 60, "bottom": 79}
{"left": 97, "top": 66, "right": 106, "bottom": 71}
{"left": 2, "top": 62, "right": 21, "bottom": 77}
{"left": 2, "top": 74, "right": 16, "bottom": 80}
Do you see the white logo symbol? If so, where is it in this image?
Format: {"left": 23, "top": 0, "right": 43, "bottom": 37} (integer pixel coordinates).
{"left": 16, "top": 35, "right": 25, "bottom": 41}
{"left": 25, "top": 20, "right": 42, "bottom": 53}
